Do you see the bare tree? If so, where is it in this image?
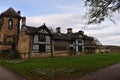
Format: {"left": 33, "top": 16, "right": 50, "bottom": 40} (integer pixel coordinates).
{"left": 84, "top": 0, "right": 120, "bottom": 24}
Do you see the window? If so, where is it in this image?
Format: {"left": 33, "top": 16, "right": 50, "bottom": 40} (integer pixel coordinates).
{"left": 34, "top": 35, "right": 39, "bottom": 43}
{"left": 78, "top": 38, "right": 82, "bottom": 43}
{"left": 39, "top": 34, "right": 45, "bottom": 42}
{"left": 78, "top": 46, "right": 82, "bottom": 52}
{"left": 8, "top": 19, "right": 13, "bottom": 30}
{"left": 33, "top": 45, "right": 39, "bottom": 52}
{"left": 32, "top": 33, "right": 51, "bottom": 53}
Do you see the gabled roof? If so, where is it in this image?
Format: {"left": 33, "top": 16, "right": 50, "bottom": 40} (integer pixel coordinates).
{"left": 23, "top": 24, "right": 51, "bottom": 35}
{"left": 36, "top": 24, "right": 52, "bottom": 34}
{"left": 0, "top": 7, "right": 21, "bottom": 18}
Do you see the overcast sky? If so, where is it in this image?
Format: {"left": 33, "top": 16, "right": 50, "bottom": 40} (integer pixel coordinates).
{"left": 0, "top": 0, "right": 120, "bottom": 46}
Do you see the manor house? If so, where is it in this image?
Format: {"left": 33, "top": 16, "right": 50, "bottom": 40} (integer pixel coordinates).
{"left": 0, "top": 7, "right": 101, "bottom": 59}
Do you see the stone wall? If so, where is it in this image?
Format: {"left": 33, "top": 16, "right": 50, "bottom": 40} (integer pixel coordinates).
{"left": 0, "top": 44, "right": 11, "bottom": 50}
{"left": 17, "top": 29, "right": 30, "bottom": 59}
{"left": 0, "top": 17, "right": 20, "bottom": 52}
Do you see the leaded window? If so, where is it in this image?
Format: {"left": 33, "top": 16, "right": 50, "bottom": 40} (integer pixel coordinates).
{"left": 33, "top": 45, "right": 39, "bottom": 52}
{"left": 39, "top": 34, "right": 45, "bottom": 42}
{"left": 34, "top": 35, "right": 39, "bottom": 43}
{"left": 46, "top": 36, "right": 50, "bottom": 44}
{"left": 78, "top": 38, "right": 82, "bottom": 43}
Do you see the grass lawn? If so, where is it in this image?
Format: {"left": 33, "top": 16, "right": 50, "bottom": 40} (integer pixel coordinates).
{"left": 0, "top": 53, "right": 120, "bottom": 80}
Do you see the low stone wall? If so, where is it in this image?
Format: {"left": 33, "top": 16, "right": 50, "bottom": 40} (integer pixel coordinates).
{"left": 30, "top": 52, "right": 51, "bottom": 58}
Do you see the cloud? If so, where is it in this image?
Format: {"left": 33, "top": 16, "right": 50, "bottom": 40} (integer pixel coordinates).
{"left": 85, "top": 22, "right": 120, "bottom": 45}
{"left": 27, "top": 13, "right": 85, "bottom": 32}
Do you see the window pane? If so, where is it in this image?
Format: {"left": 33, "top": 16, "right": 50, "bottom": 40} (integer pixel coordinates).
{"left": 34, "top": 35, "right": 39, "bottom": 43}
{"left": 46, "top": 45, "right": 51, "bottom": 52}
{"left": 46, "top": 36, "right": 50, "bottom": 44}
{"left": 33, "top": 45, "right": 39, "bottom": 52}
{"left": 78, "top": 38, "right": 82, "bottom": 43}
{"left": 39, "top": 34, "right": 45, "bottom": 42}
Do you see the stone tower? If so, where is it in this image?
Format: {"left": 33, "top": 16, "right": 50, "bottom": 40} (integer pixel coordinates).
{"left": 0, "top": 7, "right": 21, "bottom": 53}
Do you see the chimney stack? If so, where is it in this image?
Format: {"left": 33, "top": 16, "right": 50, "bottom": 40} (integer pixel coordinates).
{"left": 22, "top": 17, "right": 26, "bottom": 26}
{"left": 67, "top": 28, "right": 72, "bottom": 34}
{"left": 56, "top": 27, "right": 61, "bottom": 33}
{"left": 21, "top": 17, "right": 26, "bottom": 29}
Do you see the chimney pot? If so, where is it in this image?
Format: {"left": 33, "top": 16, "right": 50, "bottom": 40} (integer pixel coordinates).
{"left": 17, "top": 11, "right": 21, "bottom": 15}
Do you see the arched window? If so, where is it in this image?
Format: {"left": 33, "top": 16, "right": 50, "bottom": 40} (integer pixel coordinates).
{"left": 8, "top": 19, "right": 13, "bottom": 30}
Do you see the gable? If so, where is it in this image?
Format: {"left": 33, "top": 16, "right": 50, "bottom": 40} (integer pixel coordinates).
{"left": 25, "top": 24, "right": 51, "bottom": 35}
{"left": 1, "top": 7, "right": 21, "bottom": 19}
{"left": 37, "top": 28, "right": 49, "bottom": 34}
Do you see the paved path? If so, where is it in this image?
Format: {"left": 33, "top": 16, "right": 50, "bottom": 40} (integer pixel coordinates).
{"left": 78, "top": 63, "right": 120, "bottom": 80}
{"left": 0, "top": 65, "right": 26, "bottom": 80}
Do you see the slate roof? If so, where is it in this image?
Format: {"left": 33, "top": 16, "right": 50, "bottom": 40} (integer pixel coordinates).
{"left": 52, "top": 30, "right": 84, "bottom": 40}
{"left": 69, "top": 32, "right": 82, "bottom": 39}
{"left": 24, "top": 26, "right": 36, "bottom": 34}
{"left": 52, "top": 30, "right": 97, "bottom": 46}
{"left": 0, "top": 7, "right": 21, "bottom": 18}
{"left": 52, "top": 33, "right": 71, "bottom": 40}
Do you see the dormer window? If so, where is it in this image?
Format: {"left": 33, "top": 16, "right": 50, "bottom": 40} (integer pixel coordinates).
{"left": 8, "top": 19, "right": 13, "bottom": 30}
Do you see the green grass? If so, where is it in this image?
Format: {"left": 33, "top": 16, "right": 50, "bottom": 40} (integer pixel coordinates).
{"left": 1, "top": 53, "right": 120, "bottom": 80}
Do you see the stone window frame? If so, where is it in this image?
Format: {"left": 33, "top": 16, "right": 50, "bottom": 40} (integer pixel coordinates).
{"left": 8, "top": 19, "right": 13, "bottom": 30}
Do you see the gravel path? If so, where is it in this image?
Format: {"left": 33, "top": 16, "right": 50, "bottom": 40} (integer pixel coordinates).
{"left": 78, "top": 63, "right": 120, "bottom": 80}
{"left": 0, "top": 65, "right": 26, "bottom": 80}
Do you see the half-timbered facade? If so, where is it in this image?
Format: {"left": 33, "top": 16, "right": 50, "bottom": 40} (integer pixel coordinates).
{"left": 32, "top": 25, "right": 52, "bottom": 53}
{"left": 18, "top": 24, "right": 52, "bottom": 58}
